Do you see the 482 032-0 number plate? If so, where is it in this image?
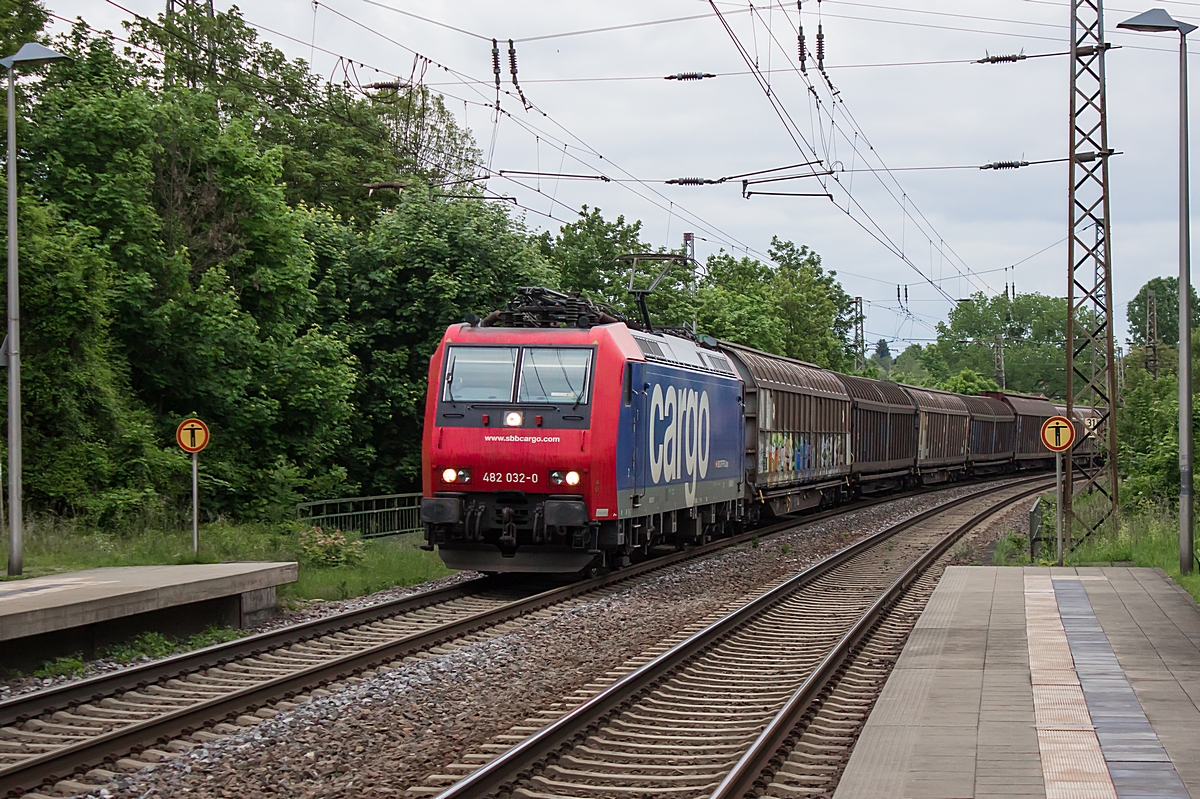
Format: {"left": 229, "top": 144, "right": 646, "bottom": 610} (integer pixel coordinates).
{"left": 481, "top": 471, "right": 540, "bottom": 485}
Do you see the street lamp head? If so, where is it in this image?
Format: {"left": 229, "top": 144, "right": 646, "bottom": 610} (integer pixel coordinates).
{"left": 0, "top": 42, "right": 71, "bottom": 70}
{"left": 1118, "top": 8, "right": 1199, "bottom": 35}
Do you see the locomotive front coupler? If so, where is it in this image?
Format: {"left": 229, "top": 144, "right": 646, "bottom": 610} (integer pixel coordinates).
{"left": 498, "top": 507, "right": 518, "bottom": 556}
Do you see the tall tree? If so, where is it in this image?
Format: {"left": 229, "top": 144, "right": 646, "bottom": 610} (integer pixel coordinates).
{"left": 1127, "top": 276, "right": 1200, "bottom": 346}
{"left": 922, "top": 291, "right": 1067, "bottom": 398}
{"left": 0, "top": 0, "right": 47, "bottom": 57}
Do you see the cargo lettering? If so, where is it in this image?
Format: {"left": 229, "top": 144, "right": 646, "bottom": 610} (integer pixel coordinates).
{"left": 648, "top": 383, "right": 711, "bottom": 505}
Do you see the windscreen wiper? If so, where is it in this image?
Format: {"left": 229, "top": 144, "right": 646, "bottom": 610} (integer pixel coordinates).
{"left": 573, "top": 358, "right": 591, "bottom": 410}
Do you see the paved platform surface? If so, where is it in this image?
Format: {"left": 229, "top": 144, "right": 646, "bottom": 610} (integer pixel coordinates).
{"left": 0, "top": 563, "right": 297, "bottom": 641}
{"left": 834, "top": 567, "right": 1200, "bottom": 799}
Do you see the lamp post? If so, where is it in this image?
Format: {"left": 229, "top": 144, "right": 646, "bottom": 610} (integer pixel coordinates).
{"left": 1118, "top": 9, "right": 1199, "bottom": 575}
{"left": 1, "top": 43, "right": 70, "bottom": 576}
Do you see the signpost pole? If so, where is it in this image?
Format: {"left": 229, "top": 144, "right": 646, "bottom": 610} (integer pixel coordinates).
{"left": 176, "top": 418, "right": 208, "bottom": 557}
{"left": 192, "top": 451, "right": 198, "bottom": 556}
{"left": 1056, "top": 451, "right": 1064, "bottom": 567}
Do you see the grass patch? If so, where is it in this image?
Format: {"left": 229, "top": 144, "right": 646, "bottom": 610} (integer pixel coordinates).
{"left": 103, "top": 626, "right": 246, "bottom": 663}
{"left": 953, "top": 540, "right": 981, "bottom": 565}
{"left": 1067, "top": 504, "right": 1200, "bottom": 603}
{"left": 33, "top": 655, "right": 86, "bottom": 679}
{"left": 290, "top": 534, "right": 451, "bottom": 600}
{"left": 993, "top": 532, "right": 1031, "bottom": 566}
{"left": 1, "top": 516, "right": 452, "bottom": 602}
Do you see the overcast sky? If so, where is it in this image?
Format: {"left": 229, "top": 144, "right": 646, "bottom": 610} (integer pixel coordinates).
{"left": 44, "top": 0, "right": 1200, "bottom": 348}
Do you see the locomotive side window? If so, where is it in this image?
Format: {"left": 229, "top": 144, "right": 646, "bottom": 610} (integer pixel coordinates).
{"left": 443, "top": 347, "right": 518, "bottom": 402}
{"left": 519, "top": 348, "right": 593, "bottom": 404}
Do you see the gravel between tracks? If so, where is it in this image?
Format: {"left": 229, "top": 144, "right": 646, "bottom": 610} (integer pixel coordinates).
{"left": 75, "top": 482, "right": 1025, "bottom": 799}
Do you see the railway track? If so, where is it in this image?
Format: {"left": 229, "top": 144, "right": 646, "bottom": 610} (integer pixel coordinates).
{"left": 426, "top": 475, "right": 1052, "bottom": 799}
{"left": 0, "top": 474, "right": 1042, "bottom": 799}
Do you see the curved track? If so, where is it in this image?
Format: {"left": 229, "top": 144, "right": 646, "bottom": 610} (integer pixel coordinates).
{"left": 0, "top": 475, "right": 1043, "bottom": 798}
{"left": 428, "top": 476, "right": 1052, "bottom": 799}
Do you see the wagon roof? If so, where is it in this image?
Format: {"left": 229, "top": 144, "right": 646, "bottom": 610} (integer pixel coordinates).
{"left": 717, "top": 341, "right": 849, "bottom": 399}
{"left": 900, "top": 385, "right": 970, "bottom": 415}
{"left": 834, "top": 374, "right": 916, "bottom": 410}
{"left": 960, "top": 395, "right": 1015, "bottom": 421}
{"left": 987, "top": 392, "right": 1058, "bottom": 417}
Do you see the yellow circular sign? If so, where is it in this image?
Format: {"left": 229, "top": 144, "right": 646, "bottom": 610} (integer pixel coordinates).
{"left": 1040, "top": 415, "right": 1076, "bottom": 453}
{"left": 176, "top": 418, "right": 210, "bottom": 453}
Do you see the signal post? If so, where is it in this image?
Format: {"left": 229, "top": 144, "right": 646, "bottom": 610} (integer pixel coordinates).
{"left": 1041, "top": 415, "right": 1077, "bottom": 566}
{"left": 176, "top": 418, "right": 210, "bottom": 556}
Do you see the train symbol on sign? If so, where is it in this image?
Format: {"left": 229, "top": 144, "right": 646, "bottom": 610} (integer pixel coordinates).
{"left": 1040, "top": 416, "right": 1076, "bottom": 453}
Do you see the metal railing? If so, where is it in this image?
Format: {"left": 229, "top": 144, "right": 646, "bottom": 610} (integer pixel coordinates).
{"left": 296, "top": 493, "right": 423, "bottom": 539}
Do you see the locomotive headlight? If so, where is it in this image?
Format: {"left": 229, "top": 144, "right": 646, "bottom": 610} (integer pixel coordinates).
{"left": 441, "top": 468, "right": 471, "bottom": 484}
{"left": 504, "top": 411, "right": 524, "bottom": 427}
{"left": 551, "top": 469, "right": 582, "bottom": 486}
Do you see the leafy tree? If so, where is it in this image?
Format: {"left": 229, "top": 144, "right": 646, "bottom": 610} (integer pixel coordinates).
{"left": 128, "top": 5, "right": 478, "bottom": 224}
{"left": 890, "top": 344, "right": 930, "bottom": 386}
{"left": 311, "top": 190, "right": 555, "bottom": 492}
{"left": 0, "top": 0, "right": 47, "bottom": 57}
{"left": 940, "top": 368, "right": 1000, "bottom": 396}
{"left": 921, "top": 291, "right": 1067, "bottom": 398}
{"left": 693, "top": 253, "right": 785, "bottom": 354}
{"left": 768, "top": 237, "right": 856, "bottom": 370}
{"left": 1127, "top": 276, "right": 1199, "bottom": 346}
{"left": 540, "top": 206, "right": 646, "bottom": 304}
{"left": 870, "top": 339, "right": 893, "bottom": 376}
{"left": 0, "top": 198, "right": 177, "bottom": 521}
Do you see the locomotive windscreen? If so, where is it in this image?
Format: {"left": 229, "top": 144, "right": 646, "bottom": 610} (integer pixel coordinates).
{"left": 443, "top": 345, "right": 593, "bottom": 405}
{"left": 443, "top": 346, "right": 518, "bottom": 402}
{"left": 519, "top": 348, "right": 592, "bottom": 404}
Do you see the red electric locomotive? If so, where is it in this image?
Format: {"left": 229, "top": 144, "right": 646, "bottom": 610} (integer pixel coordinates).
{"left": 420, "top": 289, "right": 745, "bottom": 574}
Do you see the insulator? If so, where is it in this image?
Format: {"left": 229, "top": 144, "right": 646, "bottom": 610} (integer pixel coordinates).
{"left": 816, "top": 24, "right": 825, "bottom": 71}
{"left": 508, "top": 39, "right": 518, "bottom": 80}
{"left": 491, "top": 39, "right": 501, "bottom": 90}
{"left": 668, "top": 177, "right": 713, "bottom": 186}
{"left": 977, "top": 52, "right": 1027, "bottom": 64}
{"left": 980, "top": 160, "right": 1030, "bottom": 170}
{"left": 665, "top": 72, "right": 716, "bottom": 81}
{"left": 798, "top": 29, "right": 807, "bottom": 71}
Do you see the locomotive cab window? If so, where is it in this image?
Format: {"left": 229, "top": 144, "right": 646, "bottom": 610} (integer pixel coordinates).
{"left": 519, "top": 348, "right": 593, "bottom": 404}
{"left": 443, "top": 347, "right": 518, "bottom": 402}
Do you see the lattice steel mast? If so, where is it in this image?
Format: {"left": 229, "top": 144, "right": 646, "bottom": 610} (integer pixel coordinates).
{"left": 852, "top": 297, "right": 866, "bottom": 372}
{"left": 1065, "top": 0, "right": 1120, "bottom": 543}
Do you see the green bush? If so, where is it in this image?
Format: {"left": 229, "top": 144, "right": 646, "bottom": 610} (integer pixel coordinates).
{"left": 297, "top": 526, "right": 366, "bottom": 568}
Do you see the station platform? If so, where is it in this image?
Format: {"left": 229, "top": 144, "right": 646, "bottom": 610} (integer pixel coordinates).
{"left": 835, "top": 566, "right": 1200, "bottom": 799}
{"left": 0, "top": 563, "right": 297, "bottom": 670}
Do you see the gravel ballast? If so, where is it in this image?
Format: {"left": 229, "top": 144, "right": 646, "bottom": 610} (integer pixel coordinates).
{"left": 74, "top": 482, "right": 1029, "bottom": 799}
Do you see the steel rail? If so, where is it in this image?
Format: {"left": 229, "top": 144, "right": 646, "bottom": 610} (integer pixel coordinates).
{"left": 0, "top": 471, "right": 1027, "bottom": 728}
{"left": 709, "top": 479, "right": 1055, "bottom": 799}
{"left": 0, "top": 476, "right": 1039, "bottom": 797}
{"left": 0, "top": 575, "right": 500, "bottom": 728}
{"left": 430, "top": 475, "right": 1053, "bottom": 799}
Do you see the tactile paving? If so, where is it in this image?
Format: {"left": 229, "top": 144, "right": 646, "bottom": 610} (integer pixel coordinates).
{"left": 1025, "top": 572, "right": 1118, "bottom": 799}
